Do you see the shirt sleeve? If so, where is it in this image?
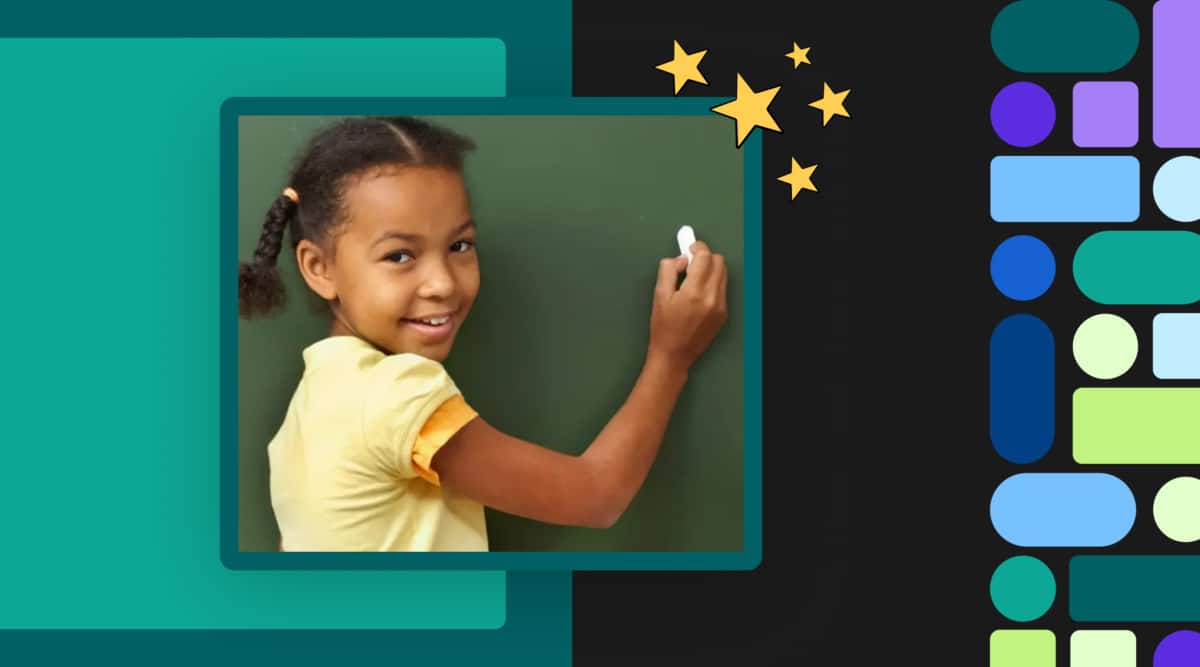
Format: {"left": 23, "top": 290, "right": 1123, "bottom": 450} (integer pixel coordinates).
{"left": 361, "top": 354, "right": 479, "bottom": 484}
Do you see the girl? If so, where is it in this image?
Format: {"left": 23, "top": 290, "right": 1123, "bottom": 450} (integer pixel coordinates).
{"left": 239, "top": 116, "right": 728, "bottom": 552}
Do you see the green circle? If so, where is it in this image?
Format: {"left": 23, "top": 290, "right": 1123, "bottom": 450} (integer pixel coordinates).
{"left": 1072, "top": 314, "right": 1138, "bottom": 379}
{"left": 1153, "top": 477, "right": 1200, "bottom": 543}
{"left": 990, "top": 555, "right": 1056, "bottom": 622}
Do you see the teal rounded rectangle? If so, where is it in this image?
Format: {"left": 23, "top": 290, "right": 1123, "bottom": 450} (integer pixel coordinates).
{"left": 221, "top": 97, "right": 765, "bottom": 572}
{"left": 1070, "top": 556, "right": 1200, "bottom": 621}
{"left": 0, "top": 36, "right": 507, "bottom": 630}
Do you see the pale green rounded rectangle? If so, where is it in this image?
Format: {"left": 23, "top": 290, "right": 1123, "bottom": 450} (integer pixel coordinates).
{"left": 0, "top": 37, "right": 505, "bottom": 629}
{"left": 1073, "top": 388, "right": 1200, "bottom": 464}
{"left": 1070, "top": 630, "right": 1135, "bottom": 667}
{"left": 991, "top": 629, "right": 1055, "bottom": 667}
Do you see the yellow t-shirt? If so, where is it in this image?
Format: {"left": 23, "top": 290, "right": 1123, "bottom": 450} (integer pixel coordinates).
{"left": 267, "top": 336, "right": 487, "bottom": 551}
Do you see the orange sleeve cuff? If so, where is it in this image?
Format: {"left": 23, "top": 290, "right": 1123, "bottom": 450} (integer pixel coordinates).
{"left": 412, "top": 394, "right": 478, "bottom": 486}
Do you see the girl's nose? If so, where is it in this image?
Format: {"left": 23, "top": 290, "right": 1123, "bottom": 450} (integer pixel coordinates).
{"left": 416, "top": 260, "right": 456, "bottom": 299}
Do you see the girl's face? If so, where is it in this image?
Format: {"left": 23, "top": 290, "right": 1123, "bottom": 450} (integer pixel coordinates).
{"left": 323, "top": 165, "right": 479, "bottom": 361}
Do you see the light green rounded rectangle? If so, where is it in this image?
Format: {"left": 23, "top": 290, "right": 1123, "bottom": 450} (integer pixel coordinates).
{"left": 1073, "top": 388, "right": 1200, "bottom": 464}
{"left": 1070, "top": 630, "right": 1135, "bottom": 667}
{"left": 991, "top": 629, "right": 1055, "bottom": 667}
{"left": 0, "top": 37, "right": 505, "bottom": 629}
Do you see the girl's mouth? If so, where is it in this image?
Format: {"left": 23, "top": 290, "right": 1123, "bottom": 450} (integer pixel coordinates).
{"left": 403, "top": 313, "right": 455, "bottom": 342}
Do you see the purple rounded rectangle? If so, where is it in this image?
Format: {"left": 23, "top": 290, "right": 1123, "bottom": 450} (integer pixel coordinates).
{"left": 1074, "top": 81, "right": 1138, "bottom": 148}
{"left": 1155, "top": 0, "right": 1200, "bottom": 147}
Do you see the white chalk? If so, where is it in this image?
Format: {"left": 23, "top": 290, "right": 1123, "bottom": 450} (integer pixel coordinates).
{"left": 677, "top": 225, "right": 696, "bottom": 266}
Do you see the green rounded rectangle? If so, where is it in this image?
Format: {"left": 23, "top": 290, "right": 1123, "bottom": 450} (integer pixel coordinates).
{"left": 1073, "top": 231, "right": 1200, "bottom": 305}
{"left": 990, "top": 630, "right": 1056, "bottom": 667}
{"left": 1073, "top": 388, "right": 1200, "bottom": 464}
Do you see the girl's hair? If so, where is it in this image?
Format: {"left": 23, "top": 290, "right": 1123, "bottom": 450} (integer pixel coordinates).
{"left": 238, "top": 116, "right": 476, "bottom": 319}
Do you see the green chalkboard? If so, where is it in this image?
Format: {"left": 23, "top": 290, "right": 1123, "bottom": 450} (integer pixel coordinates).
{"left": 237, "top": 115, "right": 744, "bottom": 552}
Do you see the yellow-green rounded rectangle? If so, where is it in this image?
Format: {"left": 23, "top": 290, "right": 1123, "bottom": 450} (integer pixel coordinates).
{"left": 991, "top": 629, "right": 1055, "bottom": 667}
{"left": 1073, "top": 388, "right": 1200, "bottom": 464}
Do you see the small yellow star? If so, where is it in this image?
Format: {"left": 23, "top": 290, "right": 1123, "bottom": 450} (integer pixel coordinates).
{"left": 710, "top": 73, "right": 782, "bottom": 147}
{"left": 809, "top": 82, "right": 851, "bottom": 126}
{"left": 655, "top": 40, "right": 708, "bottom": 94}
{"left": 778, "top": 158, "right": 818, "bottom": 199}
{"left": 786, "top": 42, "right": 811, "bottom": 68}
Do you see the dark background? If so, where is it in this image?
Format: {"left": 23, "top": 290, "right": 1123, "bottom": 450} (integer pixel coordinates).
{"left": 570, "top": 0, "right": 1166, "bottom": 663}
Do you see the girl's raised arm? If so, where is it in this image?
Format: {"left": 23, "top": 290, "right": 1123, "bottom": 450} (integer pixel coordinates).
{"left": 431, "top": 242, "right": 728, "bottom": 528}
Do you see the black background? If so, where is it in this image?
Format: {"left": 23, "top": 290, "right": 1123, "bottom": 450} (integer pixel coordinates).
{"left": 572, "top": 1, "right": 1186, "bottom": 664}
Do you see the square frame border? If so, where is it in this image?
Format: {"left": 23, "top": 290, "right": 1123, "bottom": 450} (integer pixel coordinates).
{"left": 220, "top": 96, "right": 762, "bottom": 571}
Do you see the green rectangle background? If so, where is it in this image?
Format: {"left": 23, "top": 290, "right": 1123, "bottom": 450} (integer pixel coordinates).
{"left": 0, "top": 36, "right": 506, "bottom": 630}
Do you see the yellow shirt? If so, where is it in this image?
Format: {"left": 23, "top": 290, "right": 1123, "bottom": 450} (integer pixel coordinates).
{"left": 267, "top": 336, "right": 487, "bottom": 551}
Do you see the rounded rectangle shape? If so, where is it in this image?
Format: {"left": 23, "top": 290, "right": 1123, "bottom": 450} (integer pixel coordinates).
{"left": 990, "top": 155, "right": 1140, "bottom": 222}
{"left": 990, "top": 473, "right": 1135, "bottom": 547}
{"left": 223, "top": 97, "right": 764, "bottom": 571}
{"left": 1073, "top": 387, "right": 1200, "bottom": 464}
{"left": 1073, "top": 231, "right": 1200, "bottom": 305}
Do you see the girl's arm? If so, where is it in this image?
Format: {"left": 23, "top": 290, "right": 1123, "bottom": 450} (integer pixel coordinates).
{"left": 431, "top": 241, "right": 728, "bottom": 528}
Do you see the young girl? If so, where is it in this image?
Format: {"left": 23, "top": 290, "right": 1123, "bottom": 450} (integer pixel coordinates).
{"left": 239, "top": 116, "right": 728, "bottom": 552}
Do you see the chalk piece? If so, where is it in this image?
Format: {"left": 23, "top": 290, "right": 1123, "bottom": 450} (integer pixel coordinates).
{"left": 677, "top": 225, "right": 696, "bottom": 265}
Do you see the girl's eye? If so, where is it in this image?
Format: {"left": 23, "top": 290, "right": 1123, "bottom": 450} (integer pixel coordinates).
{"left": 384, "top": 250, "right": 414, "bottom": 264}
{"left": 451, "top": 239, "right": 476, "bottom": 253}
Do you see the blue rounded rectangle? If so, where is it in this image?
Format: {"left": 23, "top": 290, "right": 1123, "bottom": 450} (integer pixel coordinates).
{"left": 991, "top": 155, "right": 1140, "bottom": 222}
{"left": 1153, "top": 313, "right": 1200, "bottom": 379}
{"left": 989, "top": 314, "right": 1054, "bottom": 463}
{"left": 991, "top": 473, "right": 1136, "bottom": 547}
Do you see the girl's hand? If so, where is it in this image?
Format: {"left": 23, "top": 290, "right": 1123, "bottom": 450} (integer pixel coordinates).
{"left": 647, "top": 240, "right": 729, "bottom": 371}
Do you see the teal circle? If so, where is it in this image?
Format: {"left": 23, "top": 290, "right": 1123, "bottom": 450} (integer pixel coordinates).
{"left": 1153, "top": 156, "right": 1200, "bottom": 222}
{"left": 990, "top": 555, "right": 1056, "bottom": 622}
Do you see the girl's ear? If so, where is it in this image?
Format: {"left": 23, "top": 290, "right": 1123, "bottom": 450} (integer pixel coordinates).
{"left": 295, "top": 239, "right": 338, "bottom": 301}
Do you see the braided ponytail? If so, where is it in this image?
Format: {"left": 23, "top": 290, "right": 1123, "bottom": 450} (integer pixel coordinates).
{"left": 238, "top": 194, "right": 295, "bottom": 319}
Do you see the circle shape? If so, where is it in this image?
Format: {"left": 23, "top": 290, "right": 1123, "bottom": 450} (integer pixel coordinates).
{"left": 1153, "top": 477, "right": 1200, "bottom": 543}
{"left": 1153, "top": 156, "right": 1200, "bottom": 222}
{"left": 990, "top": 555, "right": 1056, "bottom": 622}
{"left": 991, "top": 82, "right": 1056, "bottom": 147}
{"left": 1155, "top": 630, "right": 1200, "bottom": 667}
{"left": 991, "top": 235, "right": 1056, "bottom": 300}
{"left": 1073, "top": 314, "right": 1138, "bottom": 379}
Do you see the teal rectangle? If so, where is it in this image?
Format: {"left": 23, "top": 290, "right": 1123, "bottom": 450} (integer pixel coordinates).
{"left": 990, "top": 155, "right": 1140, "bottom": 222}
{"left": 1070, "top": 555, "right": 1200, "bottom": 621}
{"left": 222, "top": 97, "right": 764, "bottom": 571}
{"left": 0, "top": 37, "right": 505, "bottom": 629}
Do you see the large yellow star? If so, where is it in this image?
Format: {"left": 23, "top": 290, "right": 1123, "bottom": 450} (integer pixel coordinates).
{"left": 786, "top": 42, "right": 811, "bottom": 68}
{"left": 809, "top": 82, "right": 851, "bottom": 126}
{"left": 655, "top": 40, "right": 708, "bottom": 94}
{"left": 778, "top": 158, "right": 818, "bottom": 199}
{"left": 710, "top": 74, "right": 782, "bottom": 147}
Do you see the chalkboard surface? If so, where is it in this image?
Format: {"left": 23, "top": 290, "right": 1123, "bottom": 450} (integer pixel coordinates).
{"left": 237, "top": 115, "right": 744, "bottom": 552}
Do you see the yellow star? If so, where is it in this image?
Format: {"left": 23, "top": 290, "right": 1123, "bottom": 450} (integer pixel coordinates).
{"left": 786, "top": 42, "right": 811, "bottom": 68}
{"left": 809, "top": 82, "right": 851, "bottom": 126}
{"left": 655, "top": 40, "right": 708, "bottom": 94}
{"left": 777, "top": 158, "right": 818, "bottom": 199}
{"left": 710, "top": 73, "right": 782, "bottom": 147}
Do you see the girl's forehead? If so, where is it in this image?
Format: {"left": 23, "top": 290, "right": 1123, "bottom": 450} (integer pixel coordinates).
{"left": 342, "top": 167, "right": 471, "bottom": 232}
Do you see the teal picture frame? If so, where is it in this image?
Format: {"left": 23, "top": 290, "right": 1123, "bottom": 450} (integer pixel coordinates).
{"left": 221, "top": 96, "right": 763, "bottom": 571}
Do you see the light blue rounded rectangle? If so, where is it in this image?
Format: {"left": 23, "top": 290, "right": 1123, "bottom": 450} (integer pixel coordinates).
{"left": 1154, "top": 313, "right": 1200, "bottom": 379}
{"left": 990, "top": 472, "right": 1136, "bottom": 546}
{"left": 991, "top": 155, "right": 1140, "bottom": 222}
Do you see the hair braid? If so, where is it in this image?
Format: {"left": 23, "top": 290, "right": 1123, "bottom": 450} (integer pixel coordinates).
{"left": 238, "top": 194, "right": 295, "bottom": 319}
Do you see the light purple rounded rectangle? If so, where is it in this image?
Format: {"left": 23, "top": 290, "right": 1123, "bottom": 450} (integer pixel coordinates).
{"left": 1074, "top": 82, "right": 1138, "bottom": 148}
{"left": 1154, "top": 0, "right": 1200, "bottom": 147}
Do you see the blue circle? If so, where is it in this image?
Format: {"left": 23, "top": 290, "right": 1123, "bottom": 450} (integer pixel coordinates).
{"left": 991, "top": 235, "right": 1055, "bottom": 300}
